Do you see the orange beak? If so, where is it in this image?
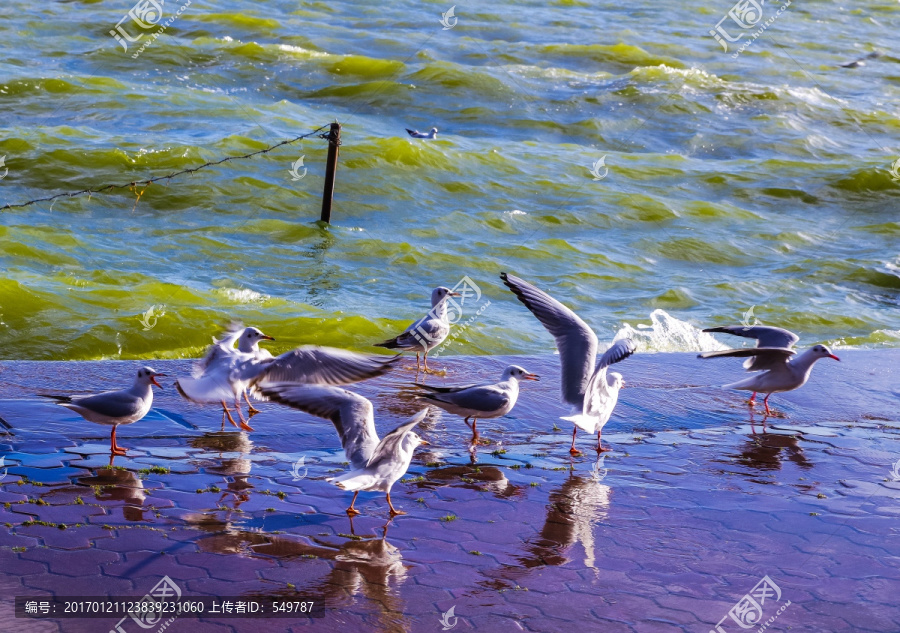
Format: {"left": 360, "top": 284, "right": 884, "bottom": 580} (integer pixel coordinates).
{"left": 828, "top": 354, "right": 840, "bottom": 361}
{"left": 523, "top": 373, "right": 540, "bottom": 381}
{"left": 151, "top": 373, "right": 166, "bottom": 389}
{"left": 449, "top": 292, "right": 461, "bottom": 297}
{"left": 419, "top": 440, "right": 430, "bottom": 446}
{"left": 261, "top": 334, "right": 275, "bottom": 341}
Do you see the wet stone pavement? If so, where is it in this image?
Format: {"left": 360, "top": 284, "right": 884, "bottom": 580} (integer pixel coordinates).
{"left": 0, "top": 352, "right": 898, "bottom": 632}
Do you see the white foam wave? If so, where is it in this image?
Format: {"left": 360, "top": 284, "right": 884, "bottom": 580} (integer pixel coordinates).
{"left": 614, "top": 309, "right": 728, "bottom": 353}
{"left": 218, "top": 288, "right": 269, "bottom": 304}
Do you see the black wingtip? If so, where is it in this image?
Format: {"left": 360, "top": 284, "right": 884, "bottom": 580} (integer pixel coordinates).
{"left": 37, "top": 393, "right": 71, "bottom": 403}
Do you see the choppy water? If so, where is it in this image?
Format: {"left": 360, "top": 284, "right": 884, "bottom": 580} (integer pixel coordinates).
{"left": 0, "top": 0, "right": 898, "bottom": 360}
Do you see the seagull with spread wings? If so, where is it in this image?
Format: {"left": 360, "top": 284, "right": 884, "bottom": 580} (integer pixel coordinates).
{"left": 501, "top": 273, "right": 636, "bottom": 454}
{"left": 258, "top": 384, "right": 429, "bottom": 516}
{"left": 698, "top": 325, "right": 840, "bottom": 415}
{"left": 176, "top": 325, "right": 399, "bottom": 431}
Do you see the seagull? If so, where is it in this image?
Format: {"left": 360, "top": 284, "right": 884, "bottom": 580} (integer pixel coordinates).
{"left": 501, "top": 273, "right": 636, "bottom": 454}
{"left": 176, "top": 325, "right": 399, "bottom": 431}
{"left": 839, "top": 50, "right": 883, "bottom": 69}
{"left": 40, "top": 367, "right": 165, "bottom": 456}
{"left": 257, "top": 384, "right": 429, "bottom": 516}
{"left": 405, "top": 127, "right": 438, "bottom": 139}
{"left": 375, "top": 287, "right": 460, "bottom": 373}
{"left": 416, "top": 365, "right": 539, "bottom": 444}
{"left": 698, "top": 325, "right": 840, "bottom": 415}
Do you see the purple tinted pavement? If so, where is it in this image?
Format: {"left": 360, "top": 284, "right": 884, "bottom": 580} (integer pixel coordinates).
{"left": 0, "top": 351, "right": 898, "bottom": 632}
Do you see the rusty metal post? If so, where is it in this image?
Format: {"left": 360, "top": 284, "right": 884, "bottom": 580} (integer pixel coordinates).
{"left": 320, "top": 122, "right": 341, "bottom": 224}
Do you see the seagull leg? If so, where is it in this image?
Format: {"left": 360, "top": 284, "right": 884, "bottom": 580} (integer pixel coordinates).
{"left": 346, "top": 491, "right": 361, "bottom": 517}
{"left": 110, "top": 425, "right": 127, "bottom": 456}
{"left": 243, "top": 390, "right": 260, "bottom": 415}
{"left": 422, "top": 350, "right": 432, "bottom": 373}
{"left": 748, "top": 391, "right": 757, "bottom": 406}
{"left": 221, "top": 401, "right": 240, "bottom": 429}
{"left": 596, "top": 430, "right": 611, "bottom": 453}
{"left": 233, "top": 397, "right": 255, "bottom": 432}
{"left": 471, "top": 418, "right": 479, "bottom": 443}
{"left": 387, "top": 492, "right": 406, "bottom": 516}
{"left": 763, "top": 393, "right": 772, "bottom": 416}
{"left": 569, "top": 427, "right": 580, "bottom": 456}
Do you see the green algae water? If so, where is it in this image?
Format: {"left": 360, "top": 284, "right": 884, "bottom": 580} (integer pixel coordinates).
{"left": 0, "top": 0, "right": 898, "bottom": 361}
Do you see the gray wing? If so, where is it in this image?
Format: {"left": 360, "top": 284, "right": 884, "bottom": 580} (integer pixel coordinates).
{"left": 248, "top": 346, "right": 400, "bottom": 391}
{"left": 397, "top": 316, "right": 448, "bottom": 349}
{"left": 367, "top": 410, "right": 429, "bottom": 468}
{"left": 596, "top": 338, "right": 636, "bottom": 371}
{"left": 703, "top": 325, "right": 799, "bottom": 350}
{"left": 256, "top": 384, "right": 377, "bottom": 469}
{"left": 501, "top": 272, "right": 598, "bottom": 407}
{"left": 421, "top": 384, "right": 510, "bottom": 412}
{"left": 70, "top": 391, "right": 143, "bottom": 418}
{"left": 698, "top": 347, "right": 795, "bottom": 372}
{"left": 415, "top": 382, "right": 479, "bottom": 393}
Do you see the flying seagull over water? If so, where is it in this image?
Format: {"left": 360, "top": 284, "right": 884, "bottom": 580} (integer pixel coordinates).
{"left": 40, "top": 367, "right": 165, "bottom": 456}
{"left": 406, "top": 127, "right": 438, "bottom": 139}
{"left": 698, "top": 325, "right": 840, "bottom": 415}
{"left": 416, "top": 364, "right": 539, "bottom": 444}
{"left": 176, "top": 324, "right": 399, "bottom": 431}
{"left": 501, "top": 273, "right": 636, "bottom": 454}
{"left": 375, "top": 286, "right": 460, "bottom": 373}
{"left": 258, "top": 384, "right": 429, "bottom": 516}
{"left": 839, "top": 50, "right": 883, "bottom": 69}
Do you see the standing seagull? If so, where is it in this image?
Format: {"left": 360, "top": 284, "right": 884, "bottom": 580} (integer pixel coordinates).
{"left": 406, "top": 127, "right": 438, "bottom": 139}
{"left": 176, "top": 325, "right": 399, "bottom": 431}
{"left": 258, "top": 384, "right": 428, "bottom": 516}
{"left": 416, "top": 365, "right": 539, "bottom": 444}
{"left": 501, "top": 273, "right": 636, "bottom": 454}
{"left": 698, "top": 325, "right": 840, "bottom": 415}
{"left": 41, "top": 367, "right": 165, "bottom": 456}
{"left": 375, "top": 287, "right": 460, "bottom": 373}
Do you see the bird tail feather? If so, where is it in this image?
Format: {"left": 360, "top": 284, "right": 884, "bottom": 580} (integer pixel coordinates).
{"left": 374, "top": 337, "right": 401, "bottom": 349}
{"left": 560, "top": 414, "right": 599, "bottom": 433}
{"left": 37, "top": 394, "right": 73, "bottom": 404}
{"left": 722, "top": 376, "right": 757, "bottom": 390}
{"left": 329, "top": 470, "right": 377, "bottom": 491}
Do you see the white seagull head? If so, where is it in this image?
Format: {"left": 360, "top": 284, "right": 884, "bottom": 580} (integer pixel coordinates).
{"left": 431, "top": 286, "right": 461, "bottom": 307}
{"left": 405, "top": 431, "right": 427, "bottom": 448}
{"left": 503, "top": 365, "right": 540, "bottom": 382}
{"left": 136, "top": 366, "right": 166, "bottom": 389}
{"left": 809, "top": 344, "right": 840, "bottom": 362}
{"left": 607, "top": 371, "right": 625, "bottom": 390}
{"left": 238, "top": 326, "right": 275, "bottom": 352}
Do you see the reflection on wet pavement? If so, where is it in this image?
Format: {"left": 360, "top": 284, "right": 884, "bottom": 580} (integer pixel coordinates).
{"left": 0, "top": 352, "right": 898, "bottom": 632}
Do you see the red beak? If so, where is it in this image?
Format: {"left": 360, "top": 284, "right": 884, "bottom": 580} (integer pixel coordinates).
{"left": 261, "top": 335, "right": 275, "bottom": 341}
{"left": 151, "top": 374, "right": 166, "bottom": 388}
{"left": 828, "top": 354, "right": 840, "bottom": 361}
